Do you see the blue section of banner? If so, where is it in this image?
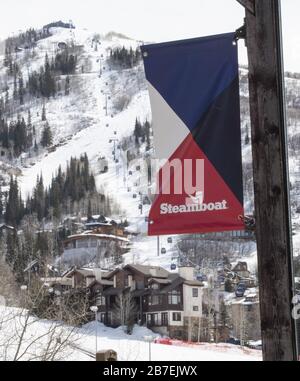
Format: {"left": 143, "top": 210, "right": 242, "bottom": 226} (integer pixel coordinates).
{"left": 141, "top": 33, "right": 238, "bottom": 133}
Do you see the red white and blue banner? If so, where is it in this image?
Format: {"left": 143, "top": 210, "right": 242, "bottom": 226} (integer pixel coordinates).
{"left": 142, "top": 33, "right": 244, "bottom": 236}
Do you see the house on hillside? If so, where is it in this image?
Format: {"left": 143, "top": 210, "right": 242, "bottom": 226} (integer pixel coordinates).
{"left": 64, "top": 267, "right": 114, "bottom": 289}
{"left": 62, "top": 230, "right": 130, "bottom": 267}
{"left": 24, "top": 260, "right": 59, "bottom": 281}
{"left": 229, "top": 293, "right": 261, "bottom": 343}
{"left": 43, "top": 21, "right": 75, "bottom": 29}
{"left": 40, "top": 276, "right": 72, "bottom": 292}
{"left": 232, "top": 262, "right": 251, "bottom": 279}
{"left": 89, "top": 264, "right": 204, "bottom": 341}
{"left": 82, "top": 215, "right": 128, "bottom": 237}
{"left": 42, "top": 264, "right": 204, "bottom": 341}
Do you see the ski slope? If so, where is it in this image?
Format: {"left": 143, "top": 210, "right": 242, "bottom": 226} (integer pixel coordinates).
{"left": 1, "top": 26, "right": 299, "bottom": 270}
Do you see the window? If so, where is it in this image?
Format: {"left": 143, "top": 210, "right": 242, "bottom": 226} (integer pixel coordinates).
{"left": 168, "top": 290, "right": 181, "bottom": 305}
{"left": 161, "top": 313, "right": 168, "bottom": 326}
{"left": 149, "top": 295, "right": 162, "bottom": 306}
{"left": 136, "top": 281, "right": 144, "bottom": 290}
{"left": 172, "top": 312, "right": 181, "bottom": 322}
{"left": 96, "top": 296, "right": 106, "bottom": 306}
{"left": 124, "top": 276, "right": 129, "bottom": 287}
{"left": 193, "top": 306, "right": 199, "bottom": 312}
{"left": 147, "top": 313, "right": 158, "bottom": 326}
{"left": 192, "top": 288, "right": 198, "bottom": 297}
{"left": 77, "top": 239, "right": 89, "bottom": 248}
{"left": 90, "top": 239, "right": 97, "bottom": 247}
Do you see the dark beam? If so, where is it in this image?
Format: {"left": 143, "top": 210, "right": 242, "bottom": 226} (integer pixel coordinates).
{"left": 236, "top": 0, "right": 255, "bottom": 15}
{"left": 242, "top": 0, "right": 298, "bottom": 361}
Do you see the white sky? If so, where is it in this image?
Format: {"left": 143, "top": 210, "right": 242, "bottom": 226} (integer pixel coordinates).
{"left": 0, "top": 0, "right": 299, "bottom": 72}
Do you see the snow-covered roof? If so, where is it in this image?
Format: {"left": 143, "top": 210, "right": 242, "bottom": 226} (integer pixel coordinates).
{"left": 0, "top": 224, "right": 15, "bottom": 231}
{"left": 24, "top": 259, "right": 39, "bottom": 272}
{"left": 125, "top": 264, "right": 169, "bottom": 278}
{"left": 65, "top": 267, "right": 112, "bottom": 280}
{"left": 40, "top": 277, "right": 72, "bottom": 286}
{"left": 66, "top": 232, "right": 130, "bottom": 243}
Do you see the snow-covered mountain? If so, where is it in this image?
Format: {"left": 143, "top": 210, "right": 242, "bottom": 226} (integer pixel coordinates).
{"left": 0, "top": 25, "right": 299, "bottom": 271}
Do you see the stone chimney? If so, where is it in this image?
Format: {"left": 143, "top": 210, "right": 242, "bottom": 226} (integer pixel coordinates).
{"left": 178, "top": 266, "right": 194, "bottom": 281}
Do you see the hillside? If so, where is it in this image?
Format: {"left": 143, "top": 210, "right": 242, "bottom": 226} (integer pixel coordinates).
{"left": 0, "top": 25, "right": 299, "bottom": 273}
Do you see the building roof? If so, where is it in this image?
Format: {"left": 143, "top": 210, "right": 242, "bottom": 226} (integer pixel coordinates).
{"left": 0, "top": 224, "right": 15, "bottom": 231}
{"left": 41, "top": 277, "right": 72, "bottom": 287}
{"left": 159, "top": 277, "right": 185, "bottom": 294}
{"left": 87, "top": 279, "right": 114, "bottom": 288}
{"left": 24, "top": 259, "right": 39, "bottom": 272}
{"left": 65, "top": 232, "right": 129, "bottom": 243}
{"left": 232, "top": 262, "right": 249, "bottom": 272}
{"left": 149, "top": 278, "right": 172, "bottom": 285}
{"left": 183, "top": 280, "right": 204, "bottom": 287}
{"left": 124, "top": 264, "right": 169, "bottom": 279}
{"left": 65, "top": 267, "right": 111, "bottom": 280}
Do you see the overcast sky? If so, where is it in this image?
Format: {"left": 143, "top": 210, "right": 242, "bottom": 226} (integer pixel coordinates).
{"left": 0, "top": 0, "right": 299, "bottom": 71}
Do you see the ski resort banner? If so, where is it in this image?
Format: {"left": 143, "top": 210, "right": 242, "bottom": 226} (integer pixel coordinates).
{"left": 141, "top": 33, "right": 245, "bottom": 236}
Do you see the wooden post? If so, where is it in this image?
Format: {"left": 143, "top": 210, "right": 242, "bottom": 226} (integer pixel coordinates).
{"left": 241, "top": 0, "right": 298, "bottom": 360}
{"left": 237, "top": 0, "right": 298, "bottom": 361}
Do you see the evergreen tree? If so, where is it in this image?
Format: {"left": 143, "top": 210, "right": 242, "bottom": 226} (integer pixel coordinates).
{"left": 44, "top": 54, "right": 56, "bottom": 97}
{"left": 18, "top": 72, "right": 24, "bottom": 105}
{"left": 5, "top": 177, "right": 22, "bottom": 226}
{"left": 42, "top": 104, "right": 46, "bottom": 121}
{"left": 41, "top": 122, "right": 52, "bottom": 147}
{"left": 134, "top": 118, "right": 142, "bottom": 146}
{"left": 6, "top": 230, "right": 18, "bottom": 266}
{"left": 26, "top": 109, "right": 33, "bottom": 148}
{"left": 33, "top": 175, "right": 45, "bottom": 221}
{"left": 35, "top": 231, "right": 49, "bottom": 259}
{"left": 0, "top": 184, "right": 3, "bottom": 220}
{"left": 87, "top": 199, "right": 92, "bottom": 221}
{"left": 13, "top": 73, "right": 18, "bottom": 100}
{"left": 5, "top": 90, "right": 9, "bottom": 110}
{"left": 145, "top": 120, "right": 151, "bottom": 151}
{"left": 34, "top": 139, "right": 39, "bottom": 153}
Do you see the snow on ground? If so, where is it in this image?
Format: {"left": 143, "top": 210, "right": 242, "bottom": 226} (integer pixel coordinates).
{"left": 294, "top": 231, "right": 300, "bottom": 257}
{"left": 123, "top": 234, "right": 179, "bottom": 271}
{"left": 0, "top": 306, "right": 261, "bottom": 361}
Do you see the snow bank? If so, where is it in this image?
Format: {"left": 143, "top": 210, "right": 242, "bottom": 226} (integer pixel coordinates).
{"left": 0, "top": 306, "right": 261, "bottom": 361}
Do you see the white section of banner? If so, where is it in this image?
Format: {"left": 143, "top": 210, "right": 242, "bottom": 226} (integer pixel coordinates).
{"left": 147, "top": 81, "right": 190, "bottom": 160}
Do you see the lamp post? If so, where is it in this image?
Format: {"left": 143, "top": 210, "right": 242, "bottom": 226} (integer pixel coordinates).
{"left": 144, "top": 335, "right": 154, "bottom": 361}
{"left": 109, "top": 137, "right": 119, "bottom": 162}
{"left": 90, "top": 305, "right": 98, "bottom": 354}
{"left": 103, "top": 92, "right": 111, "bottom": 116}
{"left": 20, "top": 285, "right": 28, "bottom": 309}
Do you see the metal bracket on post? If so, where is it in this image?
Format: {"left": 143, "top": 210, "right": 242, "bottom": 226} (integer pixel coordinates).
{"left": 235, "top": 22, "right": 246, "bottom": 41}
{"left": 234, "top": 20, "right": 247, "bottom": 46}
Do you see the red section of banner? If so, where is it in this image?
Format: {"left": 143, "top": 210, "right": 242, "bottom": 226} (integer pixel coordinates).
{"left": 148, "top": 134, "right": 244, "bottom": 236}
